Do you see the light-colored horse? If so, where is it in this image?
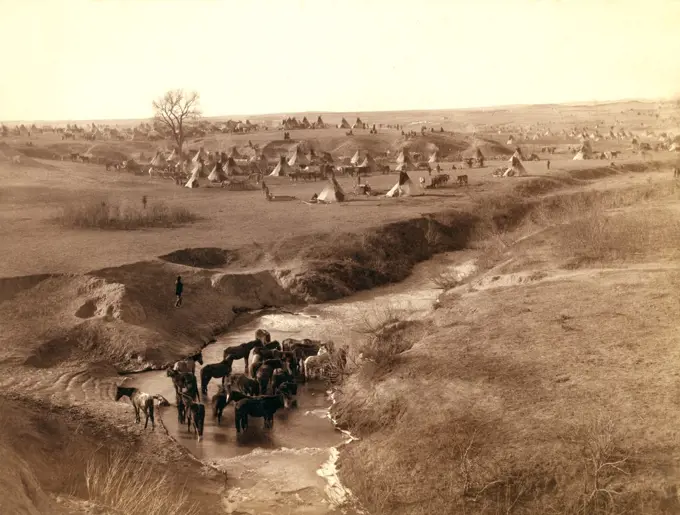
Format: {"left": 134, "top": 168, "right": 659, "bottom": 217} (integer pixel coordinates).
{"left": 115, "top": 386, "right": 155, "bottom": 430}
{"left": 172, "top": 351, "right": 204, "bottom": 377}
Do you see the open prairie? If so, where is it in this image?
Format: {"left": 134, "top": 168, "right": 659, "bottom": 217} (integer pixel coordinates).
{"left": 3, "top": 99, "right": 680, "bottom": 515}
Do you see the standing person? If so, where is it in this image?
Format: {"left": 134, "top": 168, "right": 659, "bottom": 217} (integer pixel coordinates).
{"left": 546, "top": 160, "right": 551, "bottom": 170}
{"left": 261, "top": 180, "right": 267, "bottom": 195}
{"left": 175, "top": 276, "right": 183, "bottom": 307}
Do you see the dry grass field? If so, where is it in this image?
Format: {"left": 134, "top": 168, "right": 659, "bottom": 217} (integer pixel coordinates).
{"left": 2, "top": 100, "right": 680, "bottom": 514}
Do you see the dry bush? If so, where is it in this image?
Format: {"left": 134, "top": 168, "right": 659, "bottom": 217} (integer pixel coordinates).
{"left": 431, "top": 269, "right": 463, "bottom": 289}
{"left": 56, "top": 199, "right": 198, "bottom": 230}
{"left": 84, "top": 449, "right": 198, "bottom": 515}
{"left": 352, "top": 300, "right": 405, "bottom": 336}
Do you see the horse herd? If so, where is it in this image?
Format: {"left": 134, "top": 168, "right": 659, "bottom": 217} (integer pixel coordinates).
{"left": 114, "top": 329, "right": 347, "bottom": 441}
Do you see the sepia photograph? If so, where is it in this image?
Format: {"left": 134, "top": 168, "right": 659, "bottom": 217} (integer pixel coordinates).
{"left": 1, "top": 0, "right": 680, "bottom": 513}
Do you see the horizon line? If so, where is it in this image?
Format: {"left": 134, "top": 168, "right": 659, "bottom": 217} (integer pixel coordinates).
{"left": 1, "top": 95, "right": 672, "bottom": 125}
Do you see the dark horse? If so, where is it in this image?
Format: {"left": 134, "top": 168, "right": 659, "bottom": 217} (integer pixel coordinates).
{"left": 212, "top": 385, "right": 228, "bottom": 425}
{"left": 234, "top": 385, "right": 296, "bottom": 433}
{"left": 224, "top": 372, "right": 260, "bottom": 396}
{"left": 167, "top": 369, "right": 199, "bottom": 401}
{"left": 182, "top": 393, "right": 205, "bottom": 440}
{"left": 222, "top": 329, "right": 271, "bottom": 372}
{"left": 200, "top": 356, "right": 235, "bottom": 396}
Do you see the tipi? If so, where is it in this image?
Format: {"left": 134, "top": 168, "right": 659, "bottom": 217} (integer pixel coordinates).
{"left": 317, "top": 174, "right": 346, "bottom": 203}
{"left": 288, "top": 146, "right": 310, "bottom": 167}
{"left": 208, "top": 163, "right": 227, "bottom": 182}
{"left": 503, "top": 155, "right": 527, "bottom": 177}
{"left": 316, "top": 115, "right": 326, "bottom": 129}
{"left": 150, "top": 151, "right": 166, "bottom": 168}
{"left": 386, "top": 171, "right": 423, "bottom": 197}
{"left": 166, "top": 149, "right": 178, "bottom": 162}
{"left": 228, "top": 146, "right": 242, "bottom": 159}
{"left": 339, "top": 117, "right": 351, "bottom": 129}
{"left": 270, "top": 155, "right": 292, "bottom": 176}
{"left": 192, "top": 148, "right": 207, "bottom": 163}
{"left": 428, "top": 150, "right": 439, "bottom": 164}
{"left": 358, "top": 153, "right": 376, "bottom": 174}
{"left": 350, "top": 150, "right": 361, "bottom": 166}
{"left": 224, "top": 157, "right": 243, "bottom": 176}
{"left": 185, "top": 164, "right": 200, "bottom": 188}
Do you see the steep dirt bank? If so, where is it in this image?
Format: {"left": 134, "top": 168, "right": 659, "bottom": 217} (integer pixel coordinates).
{"left": 332, "top": 179, "right": 680, "bottom": 515}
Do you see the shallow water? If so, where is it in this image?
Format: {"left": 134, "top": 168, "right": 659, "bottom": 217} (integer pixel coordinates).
{"left": 126, "top": 251, "right": 477, "bottom": 514}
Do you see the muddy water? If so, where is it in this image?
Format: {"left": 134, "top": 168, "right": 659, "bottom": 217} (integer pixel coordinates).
{"left": 126, "top": 252, "right": 477, "bottom": 514}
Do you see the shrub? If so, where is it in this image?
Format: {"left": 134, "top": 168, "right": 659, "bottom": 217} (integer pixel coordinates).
{"left": 84, "top": 449, "right": 199, "bottom": 515}
{"left": 56, "top": 199, "right": 198, "bottom": 229}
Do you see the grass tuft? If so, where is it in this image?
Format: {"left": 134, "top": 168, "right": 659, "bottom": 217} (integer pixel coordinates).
{"left": 84, "top": 449, "right": 199, "bottom": 515}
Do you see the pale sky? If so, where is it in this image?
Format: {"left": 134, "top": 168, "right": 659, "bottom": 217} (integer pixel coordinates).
{"left": 1, "top": 0, "right": 680, "bottom": 122}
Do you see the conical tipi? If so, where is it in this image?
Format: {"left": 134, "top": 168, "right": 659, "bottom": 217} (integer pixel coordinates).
{"left": 185, "top": 164, "right": 200, "bottom": 188}
{"left": 317, "top": 174, "right": 346, "bottom": 203}
{"left": 428, "top": 150, "right": 439, "bottom": 164}
{"left": 350, "top": 150, "right": 361, "bottom": 166}
{"left": 503, "top": 155, "right": 527, "bottom": 177}
{"left": 150, "top": 151, "right": 166, "bottom": 168}
{"left": 358, "top": 153, "right": 376, "bottom": 174}
{"left": 270, "top": 155, "right": 292, "bottom": 176}
{"left": 208, "top": 163, "right": 227, "bottom": 182}
{"left": 386, "top": 171, "right": 423, "bottom": 197}
{"left": 288, "top": 146, "right": 310, "bottom": 167}
{"left": 224, "top": 157, "right": 243, "bottom": 176}
{"left": 339, "top": 117, "right": 351, "bottom": 129}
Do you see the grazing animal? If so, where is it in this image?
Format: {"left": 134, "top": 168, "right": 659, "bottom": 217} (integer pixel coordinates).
{"left": 430, "top": 174, "right": 450, "bottom": 188}
{"left": 224, "top": 373, "right": 260, "bottom": 396}
{"left": 212, "top": 385, "right": 228, "bottom": 425}
{"left": 234, "top": 392, "right": 291, "bottom": 433}
{"left": 272, "top": 368, "right": 297, "bottom": 396}
{"left": 182, "top": 393, "right": 205, "bottom": 440}
{"left": 255, "top": 358, "right": 287, "bottom": 394}
{"left": 172, "top": 351, "right": 203, "bottom": 376}
{"left": 457, "top": 174, "right": 469, "bottom": 186}
{"left": 175, "top": 390, "right": 186, "bottom": 424}
{"left": 200, "top": 356, "right": 235, "bottom": 396}
{"left": 248, "top": 346, "right": 282, "bottom": 378}
{"left": 115, "top": 386, "right": 155, "bottom": 430}
{"left": 167, "top": 369, "right": 199, "bottom": 401}
{"left": 223, "top": 329, "right": 271, "bottom": 371}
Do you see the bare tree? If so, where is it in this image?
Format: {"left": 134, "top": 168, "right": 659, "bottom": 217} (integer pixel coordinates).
{"left": 152, "top": 89, "right": 201, "bottom": 158}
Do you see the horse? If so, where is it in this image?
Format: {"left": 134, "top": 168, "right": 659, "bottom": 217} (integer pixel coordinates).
{"left": 175, "top": 390, "right": 186, "bottom": 424}
{"left": 224, "top": 373, "right": 260, "bottom": 396}
{"left": 457, "top": 174, "right": 469, "bottom": 186}
{"left": 255, "top": 358, "right": 289, "bottom": 395}
{"left": 248, "top": 346, "right": 283, "bottom": 378}
{"left": 166, "top": 369, "right": 199, "bottom": 401}
{"left": 200, "top": 356, "right": 235, "bottom": 396}
{"left": 223, "top": 329, "right": 271, "bottom": 371}
{"left": 172, "top": 351, "right": 204, "bottom": 376}
{"left": 115, "top": 386, "right": 155, "bottom": 430}
{"left": 234, "top": 386, "right": 296, "bottom": 433}
{"left": 182, "top": 393, "right": 205, "bottom": 441}
{"left": 212, "top": 385, "right": 228, "bottom": 425}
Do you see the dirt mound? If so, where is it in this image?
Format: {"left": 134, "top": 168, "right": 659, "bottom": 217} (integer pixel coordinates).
{"left": 0, "top": 273, "right": 59, "bottom": 303}
{"left": 325, "top": 133, "right": 398, "bottom": 158}
{"left": 0, "top": 142, "right": 44, "bottom": 167}
{"left": 462, "top": 137, "right": 514, "bottom": 158}
{"left": 44, "top": 142, "right": 131, "bottom": 162}
{"left": 261, "top": 139, "right": 298, "bottom": 159}
{"left": 158, "top": 248, "right": 235, "bottom": 268}
{"left": 392, "top": 133, "right": 468, "bottom": 158}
